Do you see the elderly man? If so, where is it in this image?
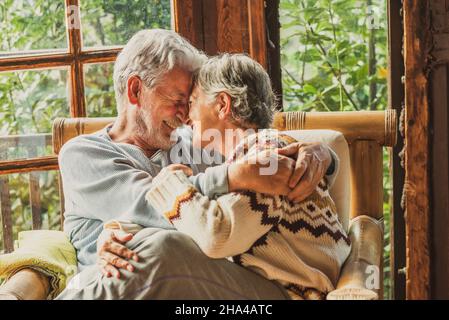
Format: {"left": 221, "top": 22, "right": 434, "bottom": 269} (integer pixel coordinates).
{"left": 51, "top": 29, "right": 338, "bottom": 300}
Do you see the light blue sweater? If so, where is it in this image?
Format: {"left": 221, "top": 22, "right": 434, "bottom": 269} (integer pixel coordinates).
{"left": 59, "top": 125, "right": 229, "bottom": 269}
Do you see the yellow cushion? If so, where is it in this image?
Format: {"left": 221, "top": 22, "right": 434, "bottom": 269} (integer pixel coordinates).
{"left": 0, "top": 230, "right": 77, "bottom": 299}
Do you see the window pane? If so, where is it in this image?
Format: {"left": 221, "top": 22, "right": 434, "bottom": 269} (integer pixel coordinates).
{"left": 80, "top": 0, "right": 172, "bottom": 48}
{"left": 0, "top": 68, "right": 69, "bottom": 161}
{"left": 0, "top": 170, "right": 61, "bottom": 253}
{"left": 280, "top": 0, "right": 387, "bottom": 112}
{"left": 0, "top": 1, "right": 67, "bottom": 55}
{"left": 84, "top": 63, "right": 117, "bottom": 117}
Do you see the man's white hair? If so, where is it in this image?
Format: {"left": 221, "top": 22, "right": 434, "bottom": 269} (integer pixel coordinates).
{"left": 113, "top": 29, "right": 206, "bottom": 112}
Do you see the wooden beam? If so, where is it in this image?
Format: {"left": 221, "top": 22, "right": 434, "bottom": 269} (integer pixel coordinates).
{"left": 65, "top": 0, "right": 86, "bottom": 118}
{"left": 403, "top": 0, "right": 431, "bottom": 300}
{"left": 0, "top": 52, "right": 72, "bottom": 73}
{"left": 79, "top": 48, "right": 121, "bottom": 64}
{"left": 27, "top": 147, "right": 42, "bottom": 230}
{"left": 0, "top": 48, "right": 120, "bottom": 73}
{"left": 214, "top": 0, "right": 249, "bottom": 54}
{"left": 58, "top": 172, "right": 65, "bottom": 230}
{"left": 265, "top": 0, "right": 283, "bottom": 109}
{"left": 247, "top": 0, "right": 267, "bottom": 69}
{"left": 273, "top": 110, "right": 397, "bottom": 146}
{"left": 0, "top": 157, "right": 59, "bottom": 175}
{"left": 0, "top": 149, "right": 14, "bottom": 253}
{"left": 172, "top": 0, "right": 204, "bottom": 50}
{"left": 387, "top": 0, "right": 406, "bottom": 300}
{"left": 202, "top": 0, "right": 219, "bottom": 55}
{"left": 0, "top": 176, "right": 13, "bottom": 253}
{"left": 349, "top": 140, "right": 384, "bottom": 220}
{"left": 431, "top": 63, "right": 449, "bottom": 299}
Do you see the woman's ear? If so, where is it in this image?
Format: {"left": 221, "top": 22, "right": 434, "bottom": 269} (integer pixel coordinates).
{"left": 127, "top": 76, "right": 142, "bottom": 107}
{"left": 216, "top": 92, "right": 232, "bottom": 120}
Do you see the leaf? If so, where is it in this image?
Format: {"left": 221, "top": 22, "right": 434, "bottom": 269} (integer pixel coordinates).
{"left": 302, "top": 83, "right": 317, "bottom": 94}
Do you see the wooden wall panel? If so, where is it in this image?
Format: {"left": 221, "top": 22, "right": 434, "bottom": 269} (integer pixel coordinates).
{"left": 265, "top": 0, "right": 283, "bottom": 108}
{"left": 205, "top": 0, "right": 250, "bottom": 55}
{"left": 202, "top": 0, "right": 219, "bottom": 54}
{"left": 430, "top": 0, "right": 449, "bottom": 300}
{"left": 387, "top": 0, "right": 406, "bottom": 300}
{"left": 172, "top": 0, "right": 205, "bottom": 50}
{"left": 201, "top": 0, "right": 267, "bottom": 69}
{"left": 403, "top": 0, "right": 431, "bottom": 300}
{"left": 248, "top": 0, "right": 267, "bottom": 68}
{"left": 431, "top": 64, "right": 449, "bottom": 299}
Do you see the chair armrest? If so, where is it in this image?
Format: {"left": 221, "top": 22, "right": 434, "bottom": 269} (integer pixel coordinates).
{"left": 0, "top": 268, "right": 50, "bottom": 300}
{"left": 327, "top": 215, "right": 383, "bottom": 300}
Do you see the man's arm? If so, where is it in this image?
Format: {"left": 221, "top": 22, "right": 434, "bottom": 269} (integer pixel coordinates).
{"left": 176, "top": 126, "right": 337, "bottom": 201}
{"left": 59, "top": 138, "right": 169, "bottom": 228}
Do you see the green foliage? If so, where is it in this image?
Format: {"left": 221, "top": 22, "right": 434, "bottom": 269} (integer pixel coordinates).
{"left": 84, "top": 63, "right": 117, "bottom": 117}
{"left": 0, "top": 69, "right": 69, "bottom": 137}
{"left": 280, "top": 0, "right": 387, "bottom": 112}
{"left": 280, "top": 0, "right": 391, "bottom": 298}
{"left": 81, "top": 0, "right": 171, "bottom": 47}
{"left": 0, "top": 0, "right": 66, "bottom": 52}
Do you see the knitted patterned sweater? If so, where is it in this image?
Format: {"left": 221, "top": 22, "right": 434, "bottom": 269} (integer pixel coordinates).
{"left": 146, "top": 130, "right": 351, "bottom": 300}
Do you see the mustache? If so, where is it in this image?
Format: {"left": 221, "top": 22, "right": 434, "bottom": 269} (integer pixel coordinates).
{"left": 163, "top": 118, "right": 184, "bottom": 129}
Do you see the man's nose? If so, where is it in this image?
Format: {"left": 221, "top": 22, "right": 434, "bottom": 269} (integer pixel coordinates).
{"left": 177, "top": 104, "right": 190, "bottom": 124}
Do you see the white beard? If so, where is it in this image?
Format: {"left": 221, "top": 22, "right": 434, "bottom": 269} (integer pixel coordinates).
{"left": 136, "top": 107, "right": 175, "bottom": 151}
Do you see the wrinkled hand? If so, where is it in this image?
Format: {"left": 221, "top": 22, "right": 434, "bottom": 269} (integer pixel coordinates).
{"left": 277, "top": 142, "right": 332, "bottom": 202}
{"left": 228, "top": 149, "right": 296, "bottom": 196}
{"left": 97, "top": 229, "right": 139, "bottom": 279}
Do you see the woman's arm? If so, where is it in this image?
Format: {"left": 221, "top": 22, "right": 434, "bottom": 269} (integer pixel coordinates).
{"left": 146, "top": 168, "right": 281, "bottom": 258}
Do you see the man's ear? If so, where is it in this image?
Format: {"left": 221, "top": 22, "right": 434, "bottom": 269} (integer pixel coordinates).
{"left": 216, "top": 92, "right": 232, "bottom": 120}
{"left": 127, "top": 76, "right": 142, "bottom": 106}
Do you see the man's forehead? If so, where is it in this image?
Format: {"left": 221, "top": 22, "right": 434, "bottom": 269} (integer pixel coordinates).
{"left": 157, "top": 85, "right": 190, "bottom": 98}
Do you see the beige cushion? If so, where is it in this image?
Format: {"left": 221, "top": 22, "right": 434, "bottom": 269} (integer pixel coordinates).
{"left": 283, "top": 130, "right": 350, "bottom": 232}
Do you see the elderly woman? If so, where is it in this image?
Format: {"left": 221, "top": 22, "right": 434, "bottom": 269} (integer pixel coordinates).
{"left": 101, "top": 54, "right": 351, "bottom": 300}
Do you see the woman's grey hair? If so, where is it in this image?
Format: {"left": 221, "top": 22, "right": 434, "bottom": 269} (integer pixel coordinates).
{"left": 113, "top": 29, "right": 206, "bottom": 112}
{"left": 195, "top": 53, "right": 277, "bottom": 128}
